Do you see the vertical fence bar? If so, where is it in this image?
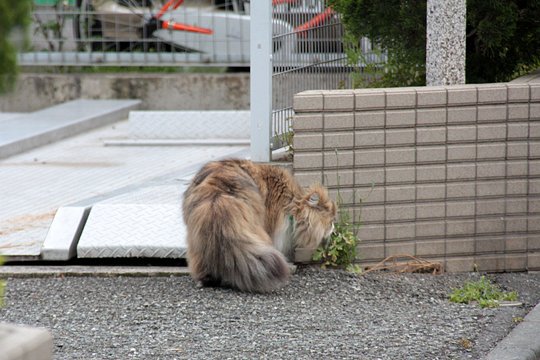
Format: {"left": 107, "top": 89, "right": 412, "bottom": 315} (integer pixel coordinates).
{"left": 250, "top": 0, "right": 273, "bottom": 162}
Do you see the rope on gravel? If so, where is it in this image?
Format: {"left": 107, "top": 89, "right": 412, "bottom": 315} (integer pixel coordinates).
{"left": 363, "top": 254, "right": 443, "bottom": 275}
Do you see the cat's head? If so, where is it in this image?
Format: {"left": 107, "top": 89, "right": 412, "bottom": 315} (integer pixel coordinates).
{"left": 292, "top": 184, "right": 337, "bottom": 249}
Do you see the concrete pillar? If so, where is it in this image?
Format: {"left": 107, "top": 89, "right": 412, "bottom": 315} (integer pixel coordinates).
{"left": 426, "top": 0, "right": 466, "bottom": 85}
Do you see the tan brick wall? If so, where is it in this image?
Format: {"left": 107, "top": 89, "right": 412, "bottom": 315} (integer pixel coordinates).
{"left": 293, "top": 83, "right": 540, "bottom": 272}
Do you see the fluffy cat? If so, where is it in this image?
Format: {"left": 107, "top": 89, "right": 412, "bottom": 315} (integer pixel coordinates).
{"left": 182, "top": 159, "right": 336, "bottom": 293}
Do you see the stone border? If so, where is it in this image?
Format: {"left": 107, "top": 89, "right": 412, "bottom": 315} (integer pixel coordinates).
{"left": 485, "top": 302, "right": 540, "bottom": 360}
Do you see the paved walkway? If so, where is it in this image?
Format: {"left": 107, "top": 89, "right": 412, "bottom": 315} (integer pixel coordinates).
{"left": 0, "top": 117, "right": 247, "bottom": 258}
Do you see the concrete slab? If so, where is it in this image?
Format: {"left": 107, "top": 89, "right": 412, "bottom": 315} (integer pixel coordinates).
{"left": 40, "top": 206, "right": 90, "bottom": 261}
{"left": 0, "top": 266, "right": 189, "bottom": 278}
{"left": 0, "top": 113, "right": 23, "bottom": 122}
{"left": 0, "top": 99, "right": 140, "bottom": 159}
{"left": 0, "top": 212, "right": 54, "bottom": 259}
{"left": 128, "top": 110, "right": 250, "bottom": 139}
{"left": 0, "top": 323, "right": 53, "bottom": 360}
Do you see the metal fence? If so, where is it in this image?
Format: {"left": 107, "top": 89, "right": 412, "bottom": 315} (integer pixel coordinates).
{"left": 272, "top": 2, "right": 346, "bottom": 143}
{"left": 270, "top": 1, "right": 383, "bottom": 155}
{"left": 24, "top": 1, "right": 381, "bottom": 68}
{"left": 22, "top": 0, "right": 253, "bottom": 67}
{"left": 248, "top": 0, "right": 383, "bottom": 162}
{"left": 24, "top": 1, "right": 384, "bottom": 161}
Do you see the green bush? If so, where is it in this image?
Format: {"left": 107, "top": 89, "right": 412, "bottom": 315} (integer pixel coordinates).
{"left": 329, "top": 0, "right": 540, "bottom": 85}
{"left": 0, "top": 0, "right": 31, "bottom": 94}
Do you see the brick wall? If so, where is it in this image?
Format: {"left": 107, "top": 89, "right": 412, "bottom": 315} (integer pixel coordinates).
{"left": 292, "top": 83, "right": 540, "bottom": 272}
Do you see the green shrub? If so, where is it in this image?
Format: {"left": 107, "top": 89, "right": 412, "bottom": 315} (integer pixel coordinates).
{"left": 329, "top": 0, "right": 540, "bottom": 85}
{"left": 449, "top": 276, "right": 518, "bottom": 308}
{"left": 0, "top": 0, "right": 31, "bottom": 94}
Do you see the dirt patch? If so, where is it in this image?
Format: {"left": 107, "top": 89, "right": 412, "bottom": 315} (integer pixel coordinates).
{"left": 0, "top": 211, "right": 56, "bottom": 237}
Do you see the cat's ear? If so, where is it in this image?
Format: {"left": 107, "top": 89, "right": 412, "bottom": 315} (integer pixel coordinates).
{"left": 307, "top": 193, "right": 320, "bottom": 207}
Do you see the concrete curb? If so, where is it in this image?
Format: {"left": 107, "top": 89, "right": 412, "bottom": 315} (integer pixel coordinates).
{"left": 0, "top": 264, "right": 298, "bottom": 278}
{"left": 0, "top": 266, "right": 190, "bottom": 278}
{"left": 485, "top": 302, "right": 540, "bottom": 360}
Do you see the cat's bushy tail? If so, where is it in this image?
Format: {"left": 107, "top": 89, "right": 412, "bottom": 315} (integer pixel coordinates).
{"left": 185, "top": 195, "right": 290, "bottom": 293}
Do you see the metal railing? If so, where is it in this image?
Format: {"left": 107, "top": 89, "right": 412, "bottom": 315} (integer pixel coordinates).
{"left": 270, "top": 1, "right": 383, "bottom": 153}
{"left": 22, "top": 0, "right": 252, "bottom": 67}
{"left": 250, "top": 0, "right": 384, "bottom": 162}
{"left": 23, "top": 1, "right": 381, "bottom": 68}
{"left": 24, "top": 1, "right": 385, "bottom": 162}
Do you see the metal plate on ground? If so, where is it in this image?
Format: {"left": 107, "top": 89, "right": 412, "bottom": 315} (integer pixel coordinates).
{"left": 77, "top": 204, "right": 187, "bottom": 259}
{"left": 77, "top": 185, "right": 188, "bottom": 259}
{"left": 128, "top": 111, "right": 250, "bottom": 139}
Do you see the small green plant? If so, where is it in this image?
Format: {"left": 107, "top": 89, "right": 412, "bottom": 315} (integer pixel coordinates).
{"left": 449, "top": 276, "right": 518, "bottom": 308}
{"left": 313, "top": 150, "right": 362, "bottom": 273}
{"left": 275, "top": 121, "right": 294, "bottom": 161}
{"left": 312, "top": 208, "right": 361, "bottom": 273}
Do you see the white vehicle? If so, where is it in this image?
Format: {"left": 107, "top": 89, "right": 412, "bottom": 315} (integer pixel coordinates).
{"left": 73, "top": 0, "right": 344, "bottom": 65}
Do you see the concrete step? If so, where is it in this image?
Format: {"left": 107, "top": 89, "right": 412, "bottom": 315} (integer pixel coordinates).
{"left": 0, "top": 99, "right": 140, "bottom": 159}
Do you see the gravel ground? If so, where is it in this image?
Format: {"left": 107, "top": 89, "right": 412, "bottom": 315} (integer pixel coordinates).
{"left": 1, "top": 267, "right": 539, "bottom": 360}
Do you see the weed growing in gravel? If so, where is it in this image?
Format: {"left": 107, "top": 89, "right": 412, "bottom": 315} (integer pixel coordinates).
{"left": 313, "top": 152, "right": 363, "bottom": 274}
{"left": 449, "top": 276, "right": 518, "bottom": 308}
{"left": 312, "top": 207, "right": 361, "bottom": 273}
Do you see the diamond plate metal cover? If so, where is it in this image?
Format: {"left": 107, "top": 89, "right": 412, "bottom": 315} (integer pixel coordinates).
{"left": 128, "top": 111, "right": 250, "bottom": 140}
{"left": 77, "top": 203, "right": 187, "bottom": 259}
